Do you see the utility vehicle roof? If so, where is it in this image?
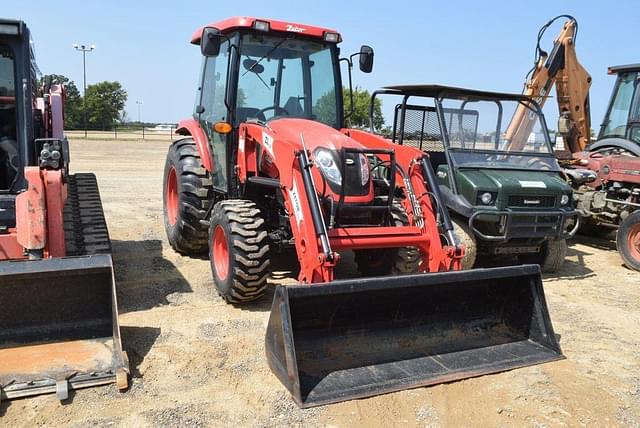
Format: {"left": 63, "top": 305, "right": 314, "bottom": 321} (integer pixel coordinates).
{"left": 191, "top": 17, "right": 340, "bottom": 45}
{"left": 608, "top": 64, "right": 640, "bottom": 74}
{"left": 382, "top": 85, "right": 533, "bottom": 102}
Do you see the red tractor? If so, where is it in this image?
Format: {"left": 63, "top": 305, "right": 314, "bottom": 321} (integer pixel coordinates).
{"left": 0, "top": 20, "right": 127, "bottom": 402}
{"left": 163, "top": 17, "right": 563, "bottom": 407}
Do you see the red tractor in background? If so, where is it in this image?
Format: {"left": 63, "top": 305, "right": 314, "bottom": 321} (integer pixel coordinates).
{"left": 163, "top": 17, "right": 563, "bottom": 407}
{"left": 0, "top": 19, "right": 127, "bottom": 402}
{"left": 514, "top": 15, "right": 640, "bottom": 270}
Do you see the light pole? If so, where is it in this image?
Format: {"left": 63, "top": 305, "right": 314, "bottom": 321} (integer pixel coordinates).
{"left": 136, "top": 100, "right": 143, "bottom": 124}
{"left": 73, "top": 43, "right": 95, "bottom": 138}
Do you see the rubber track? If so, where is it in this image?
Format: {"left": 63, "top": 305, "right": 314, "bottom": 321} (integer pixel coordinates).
{"left": 64, "top": 173, "right": 111, "bottom": 256}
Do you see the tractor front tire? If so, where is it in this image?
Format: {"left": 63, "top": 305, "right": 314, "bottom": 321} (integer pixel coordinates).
{"left": 354, "top": 201, "right": 421, "bottom": 276}
{"left": 209, "top": 200, "right": 271, "bottom": 303}
{"left": 163, "top": 138, "right": 213, "bottom": 254}
{"left": 616, "top": 210, "right": 640, "bottom": 271}
{"left": 452, "top": 216, "right": 477, "bottom": 270}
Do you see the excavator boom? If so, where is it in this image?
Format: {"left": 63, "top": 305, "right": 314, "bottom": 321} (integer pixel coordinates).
{"left": 506, "top": 16, "right": 591, "bottom": 153}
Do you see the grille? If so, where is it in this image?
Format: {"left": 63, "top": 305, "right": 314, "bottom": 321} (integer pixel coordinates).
{"left": 509, "top": 214, "right": 561, "bottom": 238}
{"left": 393, "top": 104, "right": 479, "bottom": 152}
{"left": 508, "top": 195, "right": 556, "bottom": 208}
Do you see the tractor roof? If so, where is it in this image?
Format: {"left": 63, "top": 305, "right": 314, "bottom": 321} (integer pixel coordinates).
{"left": 0, "top": 19, "right": 27, "bottom": 37}
{"left": 608, "top": 64, "right": 640, "bottom": 74}
{"left": 382, "top": 84, "right": 533, "bottom": 102}
{"left": 191, "top": 16, "right": 340, "bottom": 45}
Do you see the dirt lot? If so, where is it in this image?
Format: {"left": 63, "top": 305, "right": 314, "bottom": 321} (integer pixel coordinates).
{"left": 2, "top": 139, "right": 639, "bottom": 427}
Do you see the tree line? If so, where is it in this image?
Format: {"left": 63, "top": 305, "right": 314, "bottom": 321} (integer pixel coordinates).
{"left": 38, "top": 78, "right": 386, "bottom": 133}
{"left": 40, "top": 74, "right": 127, "bottom": 130}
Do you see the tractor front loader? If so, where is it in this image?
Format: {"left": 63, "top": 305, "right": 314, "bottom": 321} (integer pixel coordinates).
{"left": 163, "top": 17, "right": 563, "bottom": 407}
{"left": 0, "top": 20, "right": 127, "bottom": 401}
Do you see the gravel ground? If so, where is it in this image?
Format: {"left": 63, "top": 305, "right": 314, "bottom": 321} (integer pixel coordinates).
{"left": 2, "top": 139, "right": 639, "bottom": 427}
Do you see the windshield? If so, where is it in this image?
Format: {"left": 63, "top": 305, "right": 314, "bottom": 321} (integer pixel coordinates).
{"left": 600, "top": 72, "right": 637, "bottom": 139}
{"left": 391, "top": 95, "right": 559, "bottom": 171}
{"left": 237, "top": 34, "right": 339, "bottom": 128}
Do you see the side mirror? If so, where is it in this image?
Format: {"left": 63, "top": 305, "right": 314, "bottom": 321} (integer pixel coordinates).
{"left": 201, "top": 27, "right": 222, "bottom": 57}
{"left": 359, "top": 45, "right": 374, "bottom": 73}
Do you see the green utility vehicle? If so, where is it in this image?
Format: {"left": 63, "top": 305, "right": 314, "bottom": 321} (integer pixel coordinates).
{"left": 372, "top": 85, "right": 579, "bottom": 271}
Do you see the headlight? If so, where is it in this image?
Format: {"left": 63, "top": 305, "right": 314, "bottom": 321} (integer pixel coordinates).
{"left": 314, "top": 149, "right": 342, "bottom": 185}
{"left": 359, "top": 154, "right": 369, "bottom": 186}
{"left": 480, "top": 192, "right": 494, "bottom": 205}
{"left": 560, "top": 194, "right": 570, "bottom": 206}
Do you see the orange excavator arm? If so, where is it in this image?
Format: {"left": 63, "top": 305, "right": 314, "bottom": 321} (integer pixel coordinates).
{"left": 506, "top": 16, "right": 592, "bottom": 153}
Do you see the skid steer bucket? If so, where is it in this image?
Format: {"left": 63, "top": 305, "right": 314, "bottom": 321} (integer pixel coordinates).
{"left": 265, "top": 264, "right": 563, "bottom": 407}
{"left": 0, "top": 254, "right": 128, "bottom": 401}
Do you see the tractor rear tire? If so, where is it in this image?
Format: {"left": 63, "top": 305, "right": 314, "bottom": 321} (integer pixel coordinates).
{"left": 452, "top": 216, "right": 477, "bottom": 270}
{"left": 522, "top": 239, "right": 567, "bottom": 273}
{"left": 163, "top": 138, "right": 213, "bottom": 255}
{"left": 209, "top": 200, "right": 271, "bottom": 303}
{"left": 616, "top": 210, "right": 640, "bottom": 271}
{"left": 354, "top": 201, "right": 421, "bottom": 276}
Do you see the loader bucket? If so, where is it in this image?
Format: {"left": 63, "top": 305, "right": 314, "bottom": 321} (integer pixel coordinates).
{"left": 265, "top": 264, "right": 563, "bottom": 408}
{"left": 0, "top": 254, "right": 128, "bottom": 401}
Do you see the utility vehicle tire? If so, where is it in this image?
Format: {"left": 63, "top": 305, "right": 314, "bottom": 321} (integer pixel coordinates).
{"left": 209, "top": 200, "right": 271, "bottom": 303}
{"left": 452, "top": 216, "right": 477, "bottom": 270}
{"left": 354, "top": 201, "right": 421, "bottom": 276}
{"left": 616, "top": 210, "right": 640, "bottom": 271}
{"left": 522, "top": 239, "right": 567, "bottom": 273}
{"left": 163, "top": 138, "right": 213, "bottom": 254}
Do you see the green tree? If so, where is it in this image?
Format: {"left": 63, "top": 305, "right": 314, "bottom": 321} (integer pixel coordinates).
{"left": 38, "top": 74, "right": 82, "bottom": 129}
{"left": 85, "top": 81, "right": 127, "bottom": 130}
{"left": 344, "top": 87, "right": 384, "bottom": 131}
{"left": 314, "top": 86, "right": 384, "bottom": 131}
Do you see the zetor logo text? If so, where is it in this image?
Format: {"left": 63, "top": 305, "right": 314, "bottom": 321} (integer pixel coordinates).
{"left": 286, "top": 24, "right": 306, "bottom": 33}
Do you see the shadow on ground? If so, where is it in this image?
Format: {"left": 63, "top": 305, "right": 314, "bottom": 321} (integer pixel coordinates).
{"left": 574, "top": 232, "right": 617, "bottom": 251}
{"left": 120, "top": 326, "right": 161, "bottom": 380}
{"left": 111, "top": 240, "right": 193, "bottom": 313}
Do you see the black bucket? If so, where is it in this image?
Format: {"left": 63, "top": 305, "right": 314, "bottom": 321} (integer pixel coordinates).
{"left": 0, "top": 254, "right": 128, "bottom": 400}
{"left": 265, "top": 264, "right": 563, "bottom": 408}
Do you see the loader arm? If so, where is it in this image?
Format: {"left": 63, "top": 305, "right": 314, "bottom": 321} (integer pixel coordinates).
{"left": 506, "top": 16, "right": 591, "bottom": 153}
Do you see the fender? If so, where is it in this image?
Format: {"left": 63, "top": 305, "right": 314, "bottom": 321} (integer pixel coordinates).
{"left": 175, "top": 118, "right": 213, "bottom": 172}
{"left": 588, "top": 137, "right": 640, "bottom": 157}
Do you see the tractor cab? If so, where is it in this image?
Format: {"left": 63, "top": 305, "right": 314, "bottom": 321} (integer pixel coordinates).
{"left": 184, "top": 17, "right": 372, "bottom": 194}
{"left": 592, "top": 64, "right": 640, "bottom": 156}
{"left": 0, "top": 20, "right": 37, "bottom": 193}
{"left": 0, "top": 41, "right": 18, "bottom": 190}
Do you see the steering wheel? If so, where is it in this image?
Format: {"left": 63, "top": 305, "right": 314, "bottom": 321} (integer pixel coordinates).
{"left": 513, "top": 156, "right": 552, "bottom": 170}
{"left": 258, "top": 105, "right": 290, "bottom": 119}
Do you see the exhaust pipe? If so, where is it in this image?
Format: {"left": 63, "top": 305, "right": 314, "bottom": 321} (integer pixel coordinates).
{"left": 265, "top": 264, "right": 562, "bottom": 407}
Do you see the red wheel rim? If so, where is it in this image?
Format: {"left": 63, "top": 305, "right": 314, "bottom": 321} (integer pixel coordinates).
{"left": 212, "top": 225, "right": 229, "bottom": 281}
{"left": 166, "top": 166, "right": 178, "bottom": 226}
{"left": 629, "top": 223, "right": 640, "bottom": 261}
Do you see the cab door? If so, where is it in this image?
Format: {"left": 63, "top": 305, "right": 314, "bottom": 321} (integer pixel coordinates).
{"left": 197, "top": 38, "right": 232, "bottom": 191}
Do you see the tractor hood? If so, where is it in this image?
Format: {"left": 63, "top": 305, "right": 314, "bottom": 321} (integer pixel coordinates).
{"left": 267, "top": 118, "right": 364, "bottom": 151}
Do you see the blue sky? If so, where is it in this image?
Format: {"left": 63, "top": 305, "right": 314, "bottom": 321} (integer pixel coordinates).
{"left": 6, "top": 1, "right": 638, "bottom": 128}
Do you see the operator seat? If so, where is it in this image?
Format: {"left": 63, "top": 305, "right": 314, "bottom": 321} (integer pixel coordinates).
{"left": 236, "top": 107, "right": 266, "bottom": 124}
{"left": 283, "top": 97, "right": 305, "bottom": 117}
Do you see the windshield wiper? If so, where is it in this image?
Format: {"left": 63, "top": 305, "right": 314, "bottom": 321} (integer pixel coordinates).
{"left": 242, "top": 36, "right": 292, "bottom": 77}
